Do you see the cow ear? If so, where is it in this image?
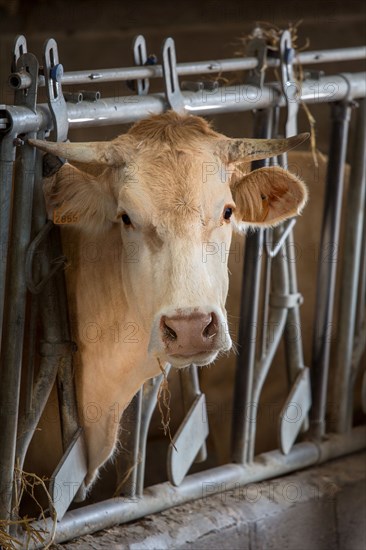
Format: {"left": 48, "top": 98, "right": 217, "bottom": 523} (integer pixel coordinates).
{"left": 231, "top": 166, "right": 308, "bottom": 230}
{"left": 43, "top": 162, "right": 117, "bottom": 233}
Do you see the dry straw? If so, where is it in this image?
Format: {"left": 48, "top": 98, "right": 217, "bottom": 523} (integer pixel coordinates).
{"left": 0, "top": 466, "right": 57, "bottom": 550}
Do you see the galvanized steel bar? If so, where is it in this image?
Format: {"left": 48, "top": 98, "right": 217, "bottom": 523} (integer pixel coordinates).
{"left": 333, "top": 98, "right": 366, "bottom": 432}
{"left": 310, "top": 101, "right": 353, "bottom": 440}
{"left": 116, "top": 390, "right": 142, "bottom": 498}
{"left": 0, "top": 135, "right": 16, "bottom": 340}
{"left": 15, "top": 148, "right": 73, "bottom": 467}
{"left": 1, "top": 72, "right": 365, "bottom": 135}
{"left": 0, "top": 142, "right": 36, "bottom": 522}
{"left": 0, "top": 53, "right": 39, "bottom": 523}
{"left": 231, "top": 229, "right": 264, "bottom": 464}
{"left": 248, "top": 234, "right": 289, "bottom": 460}
{"left": 231, "top": 108, "right": 271, "bottom": 465}
{"left": 22, "top": 426, "right": 366, "bottom": 549}
{"left": 1, "top": 49, "right": 37, "bottom": 339}
{"left": 59, "top": 46, "right": 366, "bottom": 86}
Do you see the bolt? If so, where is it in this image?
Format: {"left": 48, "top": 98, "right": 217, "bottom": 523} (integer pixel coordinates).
{"left": 145, "top": 54, "right": 158, "bottom": 66}
{"left": 50, "top": 63, "right": 64, "bottom": 82}
{"left": 13, "top": 137, "right": 25, "bottom": 147}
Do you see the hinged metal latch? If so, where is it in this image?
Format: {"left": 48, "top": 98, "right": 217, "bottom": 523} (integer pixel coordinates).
{"left": 162, "top": 37, "right": 185, "bottom": 114}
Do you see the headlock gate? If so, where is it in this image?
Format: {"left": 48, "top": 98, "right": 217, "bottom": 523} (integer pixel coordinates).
{"left": 0, "top": 29, "right": 365, "bottom": 548}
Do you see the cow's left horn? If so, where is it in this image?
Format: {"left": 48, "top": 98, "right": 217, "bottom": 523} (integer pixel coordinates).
{"left": 28, "top": 139, "right": 124, "bottom": 165}
{"left": 218, "top": 133, "right": 310, "bottom": 163}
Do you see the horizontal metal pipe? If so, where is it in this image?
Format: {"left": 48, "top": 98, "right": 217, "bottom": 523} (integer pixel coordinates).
{"left": 298, "top": 46, "right": 366, "bottom": 65}
{"left": 59, "top": 47, "right": 366, "bottom": 86}
{"left": 23, "top": 426, "right": 365, "bottom": 549}
{"left": 0, "top": 104, "right": 51, "bottom": 135}
{"left": 8, "top": 71, "right": 32, "bottom": 90}
{"left": 1, "top": 72, "right": 365, "bottom": 134}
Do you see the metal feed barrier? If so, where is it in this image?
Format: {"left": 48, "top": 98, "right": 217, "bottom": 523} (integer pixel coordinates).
{"left": 0, "top": 29, "right": 365, "bottom": 548}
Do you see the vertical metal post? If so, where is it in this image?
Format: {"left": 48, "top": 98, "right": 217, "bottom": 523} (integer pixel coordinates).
{"left": 247, "top": 227, "right": 289, "bottom": 460}
{"left": 310, "top": 101, "right": 352, "bottom": 440}
{"left": 332, "top": 98, "right": 366, "bottom": 432}
{"left": 15, "top": 148, "right": 79, "bottom": 474}
{"left": 0, "top": 143, "right": 36, "bottom": 522}
{"left": 1, "top": 41, "right": 31, "bottom": 341}
{"left": 231, "top": 108, "right": 272, "bottom": 464}
{"left": 0, "top": 136, "right": 16, "bottom": 341}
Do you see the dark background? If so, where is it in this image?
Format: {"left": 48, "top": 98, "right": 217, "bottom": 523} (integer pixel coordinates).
{"left": 1, "top": 0, "right": 365, "bottom": 147}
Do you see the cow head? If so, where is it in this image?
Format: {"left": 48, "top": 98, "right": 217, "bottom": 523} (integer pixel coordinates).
{"left": 30, "top": 112, "right": 308, "bottom": 369}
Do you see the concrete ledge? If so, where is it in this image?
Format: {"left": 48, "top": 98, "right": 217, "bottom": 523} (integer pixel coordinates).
{"left": 58, "top": 451, "right": 366, "bottom": 549}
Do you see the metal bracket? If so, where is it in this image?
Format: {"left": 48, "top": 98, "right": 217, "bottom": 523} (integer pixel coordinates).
{"left": 167, "top": 365, "right": 208, "bottom": 486}
{"left": 49, "top": 427, "right": 88, "bottom": 520}
{"left": 12, "top": 35, "right": 27, "bottom": 72}
{"left": 133, "top": 35, "right": 149, "bottom": 96}
{"left": 278, "top": 367, "right": 312, "bottom": 454}
{"left": 161, "top": 38, "right": 185, "bottom": 114}
{"left": 43, "top": 38, "right": 69, "bottom": 141}
{"left": 13, "top": 52, "right": 39, "bottom": 115}
{"left": 167, "top": 393, "right": 209, "bottom": 486}
{"left": 265, "top": 218, "right": 297, "bottom": 257}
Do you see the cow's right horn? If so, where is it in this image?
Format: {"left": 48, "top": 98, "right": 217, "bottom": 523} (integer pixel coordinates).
{"left": 28, "top": 139, "right": 127, "bottom": 166}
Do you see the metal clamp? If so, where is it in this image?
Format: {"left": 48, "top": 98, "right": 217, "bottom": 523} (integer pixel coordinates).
{"left": 161, "top": 38, "right": 185, "bottom": 113}
{"left": 43, "top": 38, "right": 69, "bottom": 141}
{"left": 25, "top": 220, "right": 67, "bottom": 294}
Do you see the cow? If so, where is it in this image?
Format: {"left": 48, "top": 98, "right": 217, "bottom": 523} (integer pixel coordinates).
{"left": 29, "top": 111, "right": 308, "bottom": 489}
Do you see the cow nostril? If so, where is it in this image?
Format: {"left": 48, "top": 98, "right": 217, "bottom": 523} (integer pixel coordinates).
{"left": 163, "top": 320, "right": 177, "bottom": 341}
{"left": 203, "top": 314, "right": 217, "bottom": 340}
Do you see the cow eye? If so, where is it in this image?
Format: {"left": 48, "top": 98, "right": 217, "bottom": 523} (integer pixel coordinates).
{"left": 223, "top": 207, "right": 233, "bottom": 221}
{"left": 121, "top": 213, "right": 132, "bottom": 226}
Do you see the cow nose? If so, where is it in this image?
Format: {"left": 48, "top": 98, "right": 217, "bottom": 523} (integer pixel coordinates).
{"left": 161, "top": 312, "right": 218, "bottom": 357}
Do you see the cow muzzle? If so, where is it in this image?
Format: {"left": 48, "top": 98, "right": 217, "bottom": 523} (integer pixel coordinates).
{"left": 161, "top": 311, "right": 217, "bottom": 356}
{"left": 150, "top": 307, "right": 232, "bottom": 367}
